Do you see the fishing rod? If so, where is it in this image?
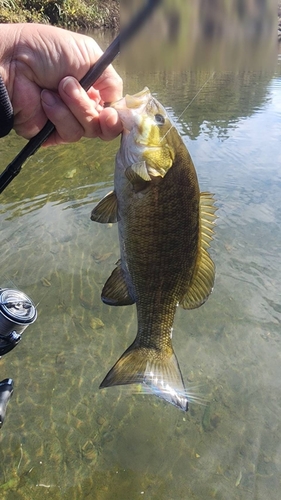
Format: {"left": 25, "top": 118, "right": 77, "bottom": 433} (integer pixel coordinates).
{"left": 0, "top": 0, "right": 162, "bottom": 195}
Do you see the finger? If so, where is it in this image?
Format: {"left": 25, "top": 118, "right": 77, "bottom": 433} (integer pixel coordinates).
{"left": 58, "top": 76, "right": 122, "bottom": 140}
{"left": 41, "top": 89, "right": 86, "bottom": 145}
{"left": 99, "top": 107, "right": 123, "bottom": 141}
{"left": 59, "top": 76, "right": 101, "bottom": 138}
{"left": 94, "top": 66, "right": 123, "bottom": 103}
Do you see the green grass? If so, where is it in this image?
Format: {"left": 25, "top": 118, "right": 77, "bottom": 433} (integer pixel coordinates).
{"left": 0, "top": 0, "right": 119, "bottom": 29}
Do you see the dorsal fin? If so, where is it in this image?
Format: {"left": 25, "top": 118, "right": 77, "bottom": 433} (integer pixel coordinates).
{"left": 200, "top": 192, "right": 217, "bottom": 249}
{"left": 180, "top": 192, "right": 217, "bottom": 310}
{"left": 90, "top": 190, "right": 118, "bottom": 224}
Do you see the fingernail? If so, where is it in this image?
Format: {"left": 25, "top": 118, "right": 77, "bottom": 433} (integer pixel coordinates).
{"left": 105, "top": 109, "right": 121, "bottom": 127}
{"left": 62, "top": 77, "right": 80, "bottom": 98}
{"left": 41, "top": 90, "right": 57, "bottom": 107}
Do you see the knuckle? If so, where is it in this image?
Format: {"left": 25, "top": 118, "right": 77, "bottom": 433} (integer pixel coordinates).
{"left": 60, "top": 126, "right": 83, "bottom": 143}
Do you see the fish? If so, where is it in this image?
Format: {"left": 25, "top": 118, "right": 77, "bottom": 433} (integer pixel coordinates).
{"left": 90, "top": 87, "right": 216, "bottom": 411}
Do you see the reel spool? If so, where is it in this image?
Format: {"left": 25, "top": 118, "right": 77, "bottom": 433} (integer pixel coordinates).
{"left": 0, "top": 288, "right": 37, "bottom": 356}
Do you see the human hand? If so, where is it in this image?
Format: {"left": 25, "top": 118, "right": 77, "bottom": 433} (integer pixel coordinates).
{"left": 0, "top": 24, "right": 123, "bottom": 145}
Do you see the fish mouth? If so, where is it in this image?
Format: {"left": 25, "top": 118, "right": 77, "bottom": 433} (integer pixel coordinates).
{"left": 111, "top": 87, "right": 151, "bottom": 112}
{"left": 124, "top": 87, "right": 151, "bottom": 109}
{"left": 110, "top": 87, "right": 151, "bottom": 132}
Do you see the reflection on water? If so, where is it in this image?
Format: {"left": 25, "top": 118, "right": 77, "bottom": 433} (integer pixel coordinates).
{"left": 0, "top": 22, "right": 281, "bottom": 500}
{"left": 122, "top": 0, "right": 276, "bottom": 73}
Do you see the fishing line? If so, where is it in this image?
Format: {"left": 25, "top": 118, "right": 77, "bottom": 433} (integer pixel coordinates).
{"left": 1, "top": 275, "right": 49, "bottom": 309}
{"left": 1, "top": 277, "right": 18, "bottom": 290}
{"left": 34, "top": 288, "right": 50, "bottom": 309}
{"left": 160, "top": 71, "right": 215, "bottom": 143}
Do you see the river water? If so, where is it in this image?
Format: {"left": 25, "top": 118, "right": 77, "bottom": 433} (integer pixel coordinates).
{"left": 0, "top": 20, "right": 280, "bottom": 500}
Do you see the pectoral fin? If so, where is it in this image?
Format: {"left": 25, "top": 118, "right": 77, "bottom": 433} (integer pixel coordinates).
{"left": 125, "top": 162, "right": 151, "bottom": 193}
{"left": 90, "top": 190, "right": 118, "bottom": 223}
{"left": 102, "top": 263, "right": 135, "bottom": 306}
{"left": 180, "top": 192, "right": 217, "bottom": 310}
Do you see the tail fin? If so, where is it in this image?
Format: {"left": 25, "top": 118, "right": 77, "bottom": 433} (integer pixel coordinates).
{"left": 99, "top": 342, "right": 188, "bottom": 411}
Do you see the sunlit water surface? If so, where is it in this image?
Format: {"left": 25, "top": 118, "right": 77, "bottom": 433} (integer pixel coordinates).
{"left": 0, "top": 31, "right": 280, "bottom": 500}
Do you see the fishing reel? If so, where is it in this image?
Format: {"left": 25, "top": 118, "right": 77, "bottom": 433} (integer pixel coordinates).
{"left": 0, "top": 288, "right": 37, "bottom": 428}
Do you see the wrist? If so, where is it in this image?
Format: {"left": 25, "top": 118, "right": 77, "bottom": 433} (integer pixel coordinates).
{"left": 0, "top": 24, "right": 23, "bottom": 100}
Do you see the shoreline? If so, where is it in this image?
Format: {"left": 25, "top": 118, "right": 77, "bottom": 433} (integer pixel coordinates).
{"left": 1, "top": 2, "right": 280, "bottom": 41}
{"left": 0, "top": 0, "right": 120, "bottom": 30}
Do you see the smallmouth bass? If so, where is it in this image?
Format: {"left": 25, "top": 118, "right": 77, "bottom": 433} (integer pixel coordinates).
{"left": 91, "top": 87, "right": 216, "bottom": 411}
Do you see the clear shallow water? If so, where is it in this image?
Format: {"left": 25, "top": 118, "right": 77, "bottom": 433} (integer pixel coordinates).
{"left": 0, "top": 31, "right": 280, "bottom": 500}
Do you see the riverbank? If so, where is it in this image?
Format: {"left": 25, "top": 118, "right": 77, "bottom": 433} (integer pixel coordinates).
{"left": 0, "top": 0, "right": 119, "bottom": 30}
{"left": 0, "top": 1, "right": 279, "bottom": 40}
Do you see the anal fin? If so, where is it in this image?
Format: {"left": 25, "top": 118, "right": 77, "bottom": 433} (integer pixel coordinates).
{"left": 102, "top": 263, "right": 135, "bottom": 306}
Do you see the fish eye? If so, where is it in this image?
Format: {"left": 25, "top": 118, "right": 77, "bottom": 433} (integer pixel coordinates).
{"left": 154, "top": 113, "right": 165, "bottom": 125}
